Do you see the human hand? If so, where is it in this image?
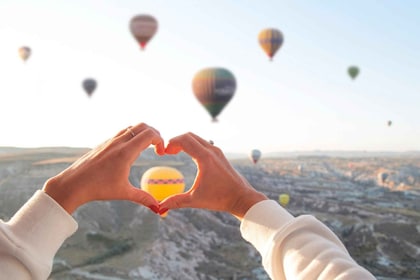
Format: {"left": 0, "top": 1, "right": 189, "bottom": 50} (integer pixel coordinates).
{"left": 42, "top": 123, "right": 164, "bottom": 214}
{"left": 160, "top": 132, "right": 268, "bottom": 219}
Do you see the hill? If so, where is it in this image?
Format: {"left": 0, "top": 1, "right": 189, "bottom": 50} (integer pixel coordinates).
{"left": 0, "top": 147, "right": 419, "bottom": 279}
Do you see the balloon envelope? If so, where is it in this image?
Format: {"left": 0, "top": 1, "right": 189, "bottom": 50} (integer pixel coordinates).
{"left": 258, "top": 28, "right": 284, "bottom": 60}
{"left": 140, "top": 166, "right": 185, "bottom": 202}
{"left": 387, "top": 120, "right": 392, "bottom": 127}
{"left": 129, "top": 14, "right": 158, "bottom": 50}
{"left": 279, "top": 194, "right": 290, "bottom": 207}
{"left": 377, "top": 172, "right": 388, "bottom": 184}
{"left": 18, "top": 46, "right": 31, "bottom": 62}
{"left": 192, "top": 67, "right": 236, "bottom": 122}
{"left": 348, "top": 66, "right": 359, "bottom": 80}
{"left": 82, "top": 78, "right": 97, "bottom": 97}
{"left": 250, "top": 149, "right": 261, "bottom": 164}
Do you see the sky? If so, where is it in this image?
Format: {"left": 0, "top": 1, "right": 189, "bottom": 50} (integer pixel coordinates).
{"left": 0, "top": 0, "right": 419, "bottom": 154}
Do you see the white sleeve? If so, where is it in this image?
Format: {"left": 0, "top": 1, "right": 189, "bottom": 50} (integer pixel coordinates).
{"left": 240, "top": 200, "right": 376, "bottom": 280}
{"left": 0, "top": 190, "right": 78, "bottom": 280}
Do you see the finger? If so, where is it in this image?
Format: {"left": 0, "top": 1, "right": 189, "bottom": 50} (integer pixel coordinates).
{"left": 115, "top": 126, "right": 132, "bottom": 138}
{"left": 130, "top": 122, "right": 152, "bottom": 135}
{"left": 131, "top": 123, "right": 163, "bottom": 147}
{"left": 165, "top": 133, "right": 208, "bottom": 159}
{"left": 128, "top": 127, "right": 164, "bottom": 154}
{"left": 164, "top": 134, "right": 185, "bottom": 154}
{"left": 153, "top": 142, "right": 165, "bottom": 156}
{"left": 123, "top": 187, "right": 160, "bottom": 213}
{"left": 141, "top": 125, "right": 165, "bottom": 155}
{"left": 164, "top": 141, "right": 183, "bottom": 155}
{"left": 116, "top": 123, "right": 152, "bottom": 143}
{"left": 188, "top": 132, "right": 226, "bottom": 159}
{"left": 113, "top": 124, "right": 163, "bottom": 163}
{"left": 159, "top": 192, "right": 193, "bottom": 210}
{"left": 190, "top": 132, "right": 215, "bottom": 148}
{"left": 112, "top": 127, "right": 137, "bottom": 143}
{"left": 194, "top": 135, "right": 225, "bottom": 158}
{"left": 126, "top": 127, "right": 136, "bottom": 139}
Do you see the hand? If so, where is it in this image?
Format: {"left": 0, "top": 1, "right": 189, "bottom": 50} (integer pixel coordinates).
{"left": 42, "top": 123, "right": 164, "bottom": 214}
{"left": 160, "top": 132, "right": 268, "bottom": 219}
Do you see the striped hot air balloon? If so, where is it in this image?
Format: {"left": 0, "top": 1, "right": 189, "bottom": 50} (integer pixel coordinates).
{"left": 192, "top": 67, "right": 236, "bottom": 122}
{"left": 129, "top": 14, "right": 158, "bottom": 50}
{"left": 258, "top": 28, "right": 284, "bottom": 61}
{"left": 140, "top": 166, "right": 185, "bottom": 202}
{"left": 141, "top": 166, "right": 185, "bottom": 217}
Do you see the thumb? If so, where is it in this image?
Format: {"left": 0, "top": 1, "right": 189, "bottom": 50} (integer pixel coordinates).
{"left": 125, "top": 187, "right": 160, "bottom": 214}
{"left": 159, "top": 192, "right": 193, "bottom": 211}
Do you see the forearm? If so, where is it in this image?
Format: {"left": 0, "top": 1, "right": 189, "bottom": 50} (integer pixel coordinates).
{"left": 0, "top": 190, "right": 78, "bottom": 279}
{"left": 240, "top": 200, "right": 375, "bottom": 280}
{"left": 0, "top": 254, "right": 32, "bottom": 280}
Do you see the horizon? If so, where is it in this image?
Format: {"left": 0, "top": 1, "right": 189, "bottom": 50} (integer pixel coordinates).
{"left": 2, "top": 145, "right": 420, "bottom": 160}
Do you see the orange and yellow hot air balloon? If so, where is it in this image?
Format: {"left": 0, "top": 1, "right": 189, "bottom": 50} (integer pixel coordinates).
{"left": 140, "top": 166, "right": 185, "bottom": 217}
{"left": 129, "top": 14, "right": 158, "bottom": 50}
{"left": 258, "top": 28, "right": 284, "bottom": 61}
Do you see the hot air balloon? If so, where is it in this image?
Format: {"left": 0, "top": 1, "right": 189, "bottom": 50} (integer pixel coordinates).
{"left": 250, "top": 149, "right": 261, "bottom": 164}
{"left": 18, "top": 46, "right": 31, "bottom": 62}
{"left": 279, "top": 193, "right": 290, "bottom": 207}
{"left": 192, "top": 67, "right": 236, "bottom": 122}
{"left": 297, "top": 164, "right": 303, "bottom": 173}
{"left": 258, "top": 28, "right": 284, "bottom": 61}
{"left": 387, "top": 120, "right": 392, "bottom": 127}
{"left": 129, "top": 14, "right": 158, "bottom": 50}
{"left": 82, "top": 78, "right": 97, "bottom": 97}
{"left": 377, "top": 172, "right": 388, "bottom": 185}
{"left": 348, "top": 66, "right": 359, "bottom": 80}
{"left": 140, "top": 166, "right": 185, "bottom": 217}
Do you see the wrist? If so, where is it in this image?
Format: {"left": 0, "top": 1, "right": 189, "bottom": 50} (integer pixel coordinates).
{"left": 231, "top": 190, "right": 268, "bottom": 220}
{"left": 42, "top": 177, "right": 80, "bottom": 214}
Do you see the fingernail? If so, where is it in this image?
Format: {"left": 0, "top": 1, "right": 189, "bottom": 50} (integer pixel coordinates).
{"left": 158, "top": 207, "right": 169, "bottom": 215}
{"left": 149, "top": 205, "right": 159, "bottom": 214}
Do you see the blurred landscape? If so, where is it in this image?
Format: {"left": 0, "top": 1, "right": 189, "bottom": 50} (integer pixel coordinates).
{"left": 0, "top": 146, "right": 419, "bottom": 280}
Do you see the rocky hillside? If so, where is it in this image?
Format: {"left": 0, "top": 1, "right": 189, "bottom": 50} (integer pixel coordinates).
{"left": 0, "top": 147, "right": 419, "bottom": 279}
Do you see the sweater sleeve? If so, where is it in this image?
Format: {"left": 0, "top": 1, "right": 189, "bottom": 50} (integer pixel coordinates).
{"left": 0, "top": 190, "right": 78, "bottom": 280}
{"left": 240, "top": 200, "right": 376, "bottom": 280}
